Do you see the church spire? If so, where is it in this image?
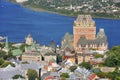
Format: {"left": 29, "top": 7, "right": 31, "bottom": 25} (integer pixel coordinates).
{"left": 2, "top": 37, "right": 9, "bottom": 53}
{"left": 5, "top": 37, "right": 9, "bottom": 50}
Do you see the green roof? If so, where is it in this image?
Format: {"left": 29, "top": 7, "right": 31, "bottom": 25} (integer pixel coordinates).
{"left": 12, "top": 49, "right": 22, "bottom": 56}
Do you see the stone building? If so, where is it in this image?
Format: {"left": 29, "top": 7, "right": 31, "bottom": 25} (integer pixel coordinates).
{"left": 22, "top": 51, "right": 41, "bottom": 62}
{"left": 73, "top": 15, "right": 96, "bottom": 50}
{"left": 22, "top": 40, "right": 57, "bottom": 62}
{"left": 77, "top": 28, "right": 108, "bottom": 52}
{"left": 77, "top": 53, "right": 94, "bottom": 64}
{"left": 61, "top": 32, "right": 73, "bottom": 51}
{"left": 44, "top": 53, "right": 56, "bottom": 62}
{"left": 62, "top": 15, "right": 108, "bottom": 53}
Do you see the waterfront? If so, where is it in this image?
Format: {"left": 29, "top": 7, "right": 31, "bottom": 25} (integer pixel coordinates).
{"left": 0, "top": 0, "right": 120, "bottom": 49}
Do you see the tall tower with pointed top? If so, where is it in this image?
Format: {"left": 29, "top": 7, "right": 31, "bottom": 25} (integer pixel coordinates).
{"left": 5, "top": 37, "right": 9, "bottom": 49}
{"left": 73, "top": 15, "right": 96, "bottom": 50}
{"left": 3, "top": 37, "right": 9, "bottom": 53}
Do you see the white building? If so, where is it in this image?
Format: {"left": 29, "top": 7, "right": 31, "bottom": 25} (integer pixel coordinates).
{"left": 25, "top": 34, "right": 33, "bottom": 45}
{"left": 16, "top": 0, "right": 28, "bottom": 3}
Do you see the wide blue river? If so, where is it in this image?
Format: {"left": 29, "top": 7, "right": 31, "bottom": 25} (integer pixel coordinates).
{"left": 0, "top": 0, "right": 120, "bottom": 49}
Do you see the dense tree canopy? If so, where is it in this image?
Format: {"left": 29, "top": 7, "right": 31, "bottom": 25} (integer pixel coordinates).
{"left": 79, "top": 62, "right": 92, "bottom": 70}
{"left": 96, "top": 71, "right": 120, "bottom": 80}
{"left": 105, "top": 46, "right": 120, "bottom": 67}
{"left": 12, "top": 75, "right": 24, "bottom": 79}
{"left": 1, "top": 61, "right": 15, "bottom": 67}
{"left": 60, "top": 73, "right": 69, "bottom": 79}
{"left": 27, "top": 69, "right": 38, "bottom": 80}
{"left": 0, "top": 58, "right": 5, "bottom": 65}
{"left": 69, "top": 65, "right": 77, "bottom": 72}
{"left": 94, "top": 54, "right": 104, "bottom": 58}
{"left": 0, "top": 50, "right": 7, "bottom": 58}
{"left": 57, "top": 55, "right": 62, "bottom": 63}
{"left": 115, "top": 76, "right": 120, "bottom": 80}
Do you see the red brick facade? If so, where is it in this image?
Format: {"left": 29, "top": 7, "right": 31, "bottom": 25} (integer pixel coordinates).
{"left": 73, "top": 15, "right": 96, "bottom": 50}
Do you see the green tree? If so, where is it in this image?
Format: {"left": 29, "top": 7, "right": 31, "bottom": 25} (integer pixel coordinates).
{"left": 12, "top": 75, "right": 24, "bottom": 79}
{"left": 105, "top": 46, "right": 120, "bottom": 67}
{"left": 0, "top": 58, "right": 5, "bottom": 65}
{"left": 92, "top": 68, "right": 101, "bottom": 73}
{"left": 60, "top": 73, "right": 69, "bottom": 79}
{"left": 79, "top": 62, "right": 92, "bottom": 70}
{"left": 96, "top": 72, "right": 108, "bottom": 78}
{"left": 0, "top": 43, "right": 5, "bottom": 48}
{"left": 69, "top": 66, "right": 77, "bottom": 72}
{"left": 0, "top": 50, "right": 6, "bottom": 58}
{"left": 20, "top": 44, "right": 28, "bottom": 52}
{"left": 94, "top": 54, "right": 104, "bottom": 58}
{"left": 7, "top": 50, "right": 15, "bottom": 59}
{"left": 1, "top": 61, "right": 15, "bottom": 67}
{"left": 115, "top": 76, "right": 120, "bottom": 80}
{"left": 27, "top": 69, "right": 38, "bottom": 80}
{"left": 10, "top": 46, "right": 18, "bottom": 50}
{"left": 57, "top": 55, "right": 62, "bottom": 62}
{"left": 95, "top": 71, "right": 120, "bottom": 79}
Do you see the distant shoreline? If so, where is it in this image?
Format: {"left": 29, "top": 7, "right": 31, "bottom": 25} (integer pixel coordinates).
{"left": 23, "top": 6, "right": 120, "bottom": 20}
{"left": 22, "top": 6, "right": 75, "bottom": 17}
{"left": 7, "top": 0, "right": 120, "bottom": 20}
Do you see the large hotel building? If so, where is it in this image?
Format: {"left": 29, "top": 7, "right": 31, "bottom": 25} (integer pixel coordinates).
{"left": 62, "top": 15, "right": 108, "bottom": 53}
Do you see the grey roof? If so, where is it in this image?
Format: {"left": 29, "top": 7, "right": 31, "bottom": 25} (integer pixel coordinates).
{"left": 62, "top": 32, "right": 74, "bottom": 51}
{"left": 0, "top": 61, "right": 42, "bottom": 80}
{"left": 62, "top": 41, "right": 74, "bottom": 51}
{"left": 77, "top": 35, "right": 107, "bottom": 46}
{"left": 74, "top": 67, "right": 91, "bottom": 78}
{"left": 69, "top": 73, "right": 80, "bottom": 80}
{"left": 0, "top": 65, "right": 22, "bottom": 79}
{"left": 23, "top": 51, "right": 41, "bottom": 56}
{"left": 77, "top": 28, "right": 107, "bottom": 46}
{"left": 62, "top": 32, "right": 73, "bottom": 41}
{"left": 21, "top": 61, "right": 41, "bottom": 70}
{"left": 44, "top": 52, "right": 56, "bottom": 56}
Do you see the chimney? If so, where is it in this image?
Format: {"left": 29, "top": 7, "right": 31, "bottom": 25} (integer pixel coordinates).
{"left": 39, "top": 68, "right": 41, "bottom": 79}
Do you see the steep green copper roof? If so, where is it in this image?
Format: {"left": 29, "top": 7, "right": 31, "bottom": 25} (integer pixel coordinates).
{"left": 77, "top": 35, "right": 107, "bottom": 46}
{"left": 25, "top": 42, "right": 37, "bottom": 51}
{"left": 25, "top": 46, "right": 31, "bottom": 51}
{"left": 62, "top": 32, "right": 73, "bottom": 41}
{"left": 4, "top": 37, "right": 9, "bottom": 50}
{"left": 62, "top": 41, "right": 74, "bottom": 51}
{"left": 31, "top": 41, "right": 36, "bottom": 49}
{"left": 62, "top": 32, "right": 74, "bottom": 51}
{"left": 12, "top": 49, "right": 22, "bottom": 56}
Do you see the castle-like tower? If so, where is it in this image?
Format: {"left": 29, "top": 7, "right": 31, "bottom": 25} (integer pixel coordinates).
{"left": 62, "top": 15, "right": 108, "bottom": 53}
{"left": 73, "top": 15, "right": 96, "bottom": 50}
{"left": 25, "top": 34, "right": 33, "bottom": 45}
